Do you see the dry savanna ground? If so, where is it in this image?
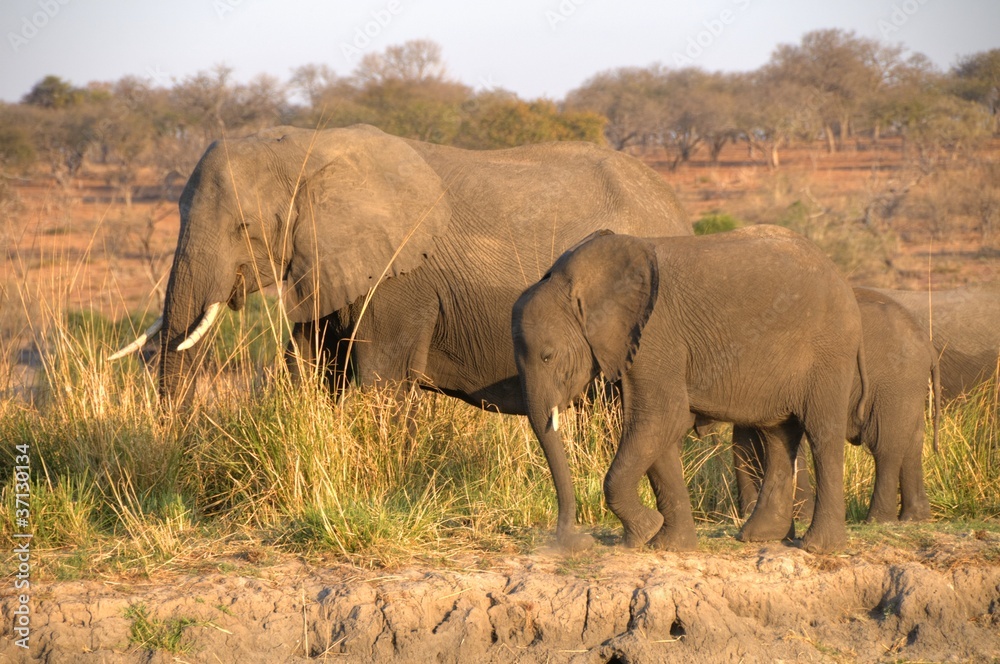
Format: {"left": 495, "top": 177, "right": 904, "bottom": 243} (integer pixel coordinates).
{"left": 1, "top": 137, "right": 999, "bottom": 662}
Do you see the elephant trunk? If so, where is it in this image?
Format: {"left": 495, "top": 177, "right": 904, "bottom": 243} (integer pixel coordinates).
{"left": 158, "top": 244, "right": 234, "bottom": 409}
{"left": 525, "top": 397, "right": 580, "bottom": 547}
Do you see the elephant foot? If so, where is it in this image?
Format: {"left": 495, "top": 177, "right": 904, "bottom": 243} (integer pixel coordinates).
{"left": 555, "top": 531, "right": 596, "bottom": 554}
{"left": 898, "top": 503, "right": 931, "bottom": 522}
{"left": 621, "top": 509, "right": 664, "bottom": 548}
{"left": 738, "top": 497, "right": 758, "bottom": 520}
{"left": 737, "top": 511, "right": 795, "bottom": 543}
{"left": 648, "top": 524, "right": 698, "bottom": 552}
{"left": 799, "top": 524, "right": 847, "bottom": 554}
{"left": 864, "top": 508, "right": 899, "bottom": 524}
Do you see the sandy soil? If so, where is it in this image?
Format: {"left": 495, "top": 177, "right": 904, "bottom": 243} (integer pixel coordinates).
{"left": 2, "top": 533, "right": 999, "bottom": 663}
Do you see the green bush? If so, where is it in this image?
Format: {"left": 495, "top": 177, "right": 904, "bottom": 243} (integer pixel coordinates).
{"left": 693, "top": 212, "right": 742, "bottom": 235}
{"left": 0, "top": 125, "right": 35, "bottom": 172}
{"left": 777, "top": 200, "right": 810, "bottom": 232}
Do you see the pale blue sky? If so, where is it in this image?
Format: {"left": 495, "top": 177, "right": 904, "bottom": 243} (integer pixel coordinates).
{"left": 2, "top": 0, "right": 998, "bottom": 103}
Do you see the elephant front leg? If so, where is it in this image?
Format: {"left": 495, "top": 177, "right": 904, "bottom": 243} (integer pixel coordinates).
{"left": 286, "top": 319, "right": 351, "bottom": 398}
{"left": 604, "top": 395, "right": 693, "bottom": 548}
{"left": 738, "top": 422, "right": 799, "bottom": 543}
{"left": 646, "top": 447, "right": 698, "bottom": 551}
{"left": 604, "top": 451, "right": 663, "bottom": 548}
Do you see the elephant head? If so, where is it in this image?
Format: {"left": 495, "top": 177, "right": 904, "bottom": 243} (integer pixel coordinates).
{"left": 111, "top": 125, "right": 451, "bottom": 407}
{"left": 511, "top": 232, "right": 659, "bottom": 549}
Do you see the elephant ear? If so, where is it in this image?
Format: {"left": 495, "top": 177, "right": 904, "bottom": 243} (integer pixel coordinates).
{"left": 285, "top": 131, "right": 451, "bottom": 321}
{"left": 568, "top": 234, "right": 659, "bottom": 382}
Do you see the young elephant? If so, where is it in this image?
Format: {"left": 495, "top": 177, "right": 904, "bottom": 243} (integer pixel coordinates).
{"left": 733, "top": 287, "right": 941, "bottom": 540}
{"left": 511, "top": 226, "right": 866, "bottom": 554}
{"left": 870, "top": 284, "right": 1000, "bottom": 398}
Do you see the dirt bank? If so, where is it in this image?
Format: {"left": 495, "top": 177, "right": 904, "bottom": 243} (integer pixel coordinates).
{"left": 3, "top": 537, "right": 999, "bottom": 663}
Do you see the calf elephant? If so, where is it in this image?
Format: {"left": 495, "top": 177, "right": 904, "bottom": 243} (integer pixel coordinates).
{"left": 512, "top": 225, "right": 866, "bottom": 554}
{"left": 871, "top": 284, "right": 1000, "bottom": 398}
{"left": 110, "top": 124, "right": 690, "bottom": 413}
{"left": 734, "top": 286, "right": 941, "bottom": 542}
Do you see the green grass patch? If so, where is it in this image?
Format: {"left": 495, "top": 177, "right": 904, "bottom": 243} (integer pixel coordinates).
{"left": 124, "top": 603, "right": 199, "bottom": 654}
{"left": 693, "top": 211, "right": 742, "bottom": 235}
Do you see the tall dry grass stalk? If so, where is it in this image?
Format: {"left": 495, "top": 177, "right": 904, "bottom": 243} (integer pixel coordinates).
{"left": 0, "top": 285, "right": 997, "bottom": 575}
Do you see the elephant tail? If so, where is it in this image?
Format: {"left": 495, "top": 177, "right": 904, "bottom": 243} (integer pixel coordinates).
{"left": 930, "top": 357, "right": 941, "bottom": 454}
{"left": 854, "top": 341, "right": 869, "bottom": 425}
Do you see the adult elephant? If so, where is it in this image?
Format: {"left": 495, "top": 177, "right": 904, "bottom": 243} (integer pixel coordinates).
{"left": 734, "top": 286, "right": 941, "bottom": 540}
{"left": 869, "top": 284, "right": 1000, "bottom": 398}
{"left": 110, "top": 125, "right": 690, "bottom": 412}
{"left": 512, "top": 226, "right": 866, "bottom": 554}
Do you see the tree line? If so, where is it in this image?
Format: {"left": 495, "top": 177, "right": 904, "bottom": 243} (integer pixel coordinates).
{"left": 568, "top": 30, "right": 998, "bottom": 169}
{"left": 0, "top": 31, "right": 997, "bottom": 195}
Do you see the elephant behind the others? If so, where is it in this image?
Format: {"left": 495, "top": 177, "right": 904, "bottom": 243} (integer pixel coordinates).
{"left": 733, "top": 286, "right": 941, "bottom": 536}
{"left": 871, "top": 284, "right": 1000, "bottom": 398}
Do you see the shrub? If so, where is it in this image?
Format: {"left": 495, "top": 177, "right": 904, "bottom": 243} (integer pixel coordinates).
{"left": 693, "top": 211, "right": 742, "bottom": 235}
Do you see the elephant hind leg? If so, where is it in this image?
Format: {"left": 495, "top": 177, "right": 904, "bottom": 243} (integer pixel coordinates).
{"left": 898, "top": 428, "right": 931, "bottom": 521}
{"left": 865, "top": 441, "right": 904, "bottom": 523}
{"left": 732, "top": 425, "right": 766, "bottom": 518}
{"left": 737, "top": 420, "right": 800, "bottom": 543}
{"left": 799, "top": 411, "right": 849, "bottom": 554}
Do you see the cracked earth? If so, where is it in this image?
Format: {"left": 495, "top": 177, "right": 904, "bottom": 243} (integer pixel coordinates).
{"left": 3, "top": 536, "right": 999, "bottom": 663}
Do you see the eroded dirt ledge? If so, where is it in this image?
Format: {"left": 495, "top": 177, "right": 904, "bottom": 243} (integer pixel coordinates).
{"left": 3, "top": 544, "right": 999, "bottom": 663}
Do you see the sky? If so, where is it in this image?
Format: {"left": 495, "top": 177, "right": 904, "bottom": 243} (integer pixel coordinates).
{"left": 2, "top": 0, "right": 998, "bottom": 103}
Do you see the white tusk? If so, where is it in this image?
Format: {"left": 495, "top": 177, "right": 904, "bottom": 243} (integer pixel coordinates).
{"left": 550, "top": 406, "right": 560, "bottom": 432}
{"left": 176, "top": 302, "right": 224, "bottom": 352}
{"left": 108, "top": 317, "right": 163, "bottom": 361}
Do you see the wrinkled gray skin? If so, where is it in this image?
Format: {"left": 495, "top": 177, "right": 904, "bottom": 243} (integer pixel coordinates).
{"left": 512, "top": 226, "right": 866, "bottom": 554}
{"left": 155, "top": 125, "right": 689, "bottom": 410}
{"left": 733, "top": 287, "right": 941, "bottom": 542}
{"left": 870, "top": 284, "right": 1000, "bottom": 399}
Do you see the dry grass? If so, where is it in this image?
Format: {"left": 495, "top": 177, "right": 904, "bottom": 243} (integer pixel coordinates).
{"left": 0, "top": 289, "right": 996, "bottom": 579}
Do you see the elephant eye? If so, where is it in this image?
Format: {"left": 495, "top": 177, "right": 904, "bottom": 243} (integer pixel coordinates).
{"left": 541, "top": 352, "right": 553, "bottom": 364}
